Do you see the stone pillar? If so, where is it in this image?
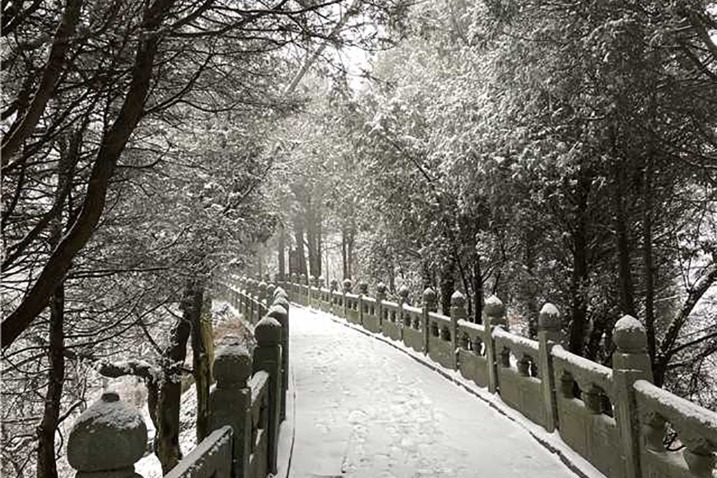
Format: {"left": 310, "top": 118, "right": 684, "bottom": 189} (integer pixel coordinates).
{"left": 67, "top": 391, "right": 147, "bottom": 478}
{"left": 537, "top": 303, "right": 561, "bottom": 432}
{"left": 484, "top": 296, "right": 506, "bottom": 394}
{"left": 343, "top": 279, "right": 352, "bottom": 319}
{"left": 612, "top": 315, "right": 653, "bottom": 478}
{"left": 450, "top": 290, "right": 467, "bottom": 370}
{"left": 210, "top": 339, "right": 252, "bottom": 477}
{"left": 253, "top": 317, "right": 283, "bottom": 475}
{"left": 376, "top": 282, "right": 387, "bottom": 329}
{"left": 267, "top": 303, "right": 289, "bottom": 421}
{"left": 358, "top": 281, "right": 368, "bottom": 326}
{"left": 422, "top": 287, "right": 437, "bottom": 354}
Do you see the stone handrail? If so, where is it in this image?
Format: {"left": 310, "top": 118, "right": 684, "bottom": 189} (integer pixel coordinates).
{"left": 164, "top": 427, "right": 233, "bottom": 478}
{"left": 279, "top": 274, "right": 717, "bottom": 478}
{"left": 66, "top": 282, "right": 290, "bottom": 478}
{"left": 634, "top": 379, "right": 717, "bottom": 477}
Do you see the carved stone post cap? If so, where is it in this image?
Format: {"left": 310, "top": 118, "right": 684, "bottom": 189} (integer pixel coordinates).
{"left": 538, "top": 303, "right": 561, "bottom": 330}
{"left": 67, "top": 391, "right": 147, "bottom": 473}
{"left": 422, "top": 287, "right": 437, "bottom": 304}
{"left": 256, "top": 317, "right": 282, "bottom": 346}
{"left": 273, "top": 296, "right": 290, "bottom": 312}
{"left": 267, "top": 304, "right": 288, "bottom": 324}
{"left": 484, "top": 296, "right": 505, "bottom": 317}
{"left": 330, "top": 279, "right": 339, "bottom": 290}
{"left": 266, "top": 283, "right": 276, "bottom": 295}
{"left": 258, "top": 281, "right": 268, "bottom": 293}
{"left": 613, "top": 315, "right": 648, "bottom": 353}
{"left": 318, "top": 275, "right": 325, "bottom": 286}
{"left": 358, "top": 281, "right": 368, "bottom": 294}
{"left": 213, "top": 343, "right": 252, "bottom": 387}
{"left": 273, "top": 286, "right": 288, "bottom": 299}
{"left": 398, "top": 285, "right": 409, "bottom": 300}
{"left": 376, "top": 282, "right": 387, "bottom": 294}
{"left": 343, "top": 278, "right": 353, "bottom": 291}
{"left": 451, "top": 290, "right": 466, "bottom": 307}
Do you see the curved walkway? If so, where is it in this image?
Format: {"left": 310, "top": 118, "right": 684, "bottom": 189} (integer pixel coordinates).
{"left": 289, "top": 306, "right": 580, "bottom": 478}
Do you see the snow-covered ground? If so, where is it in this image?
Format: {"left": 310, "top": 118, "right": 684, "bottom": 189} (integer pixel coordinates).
{"left": 289, "top": 306, "right": 582, "bottom": 478}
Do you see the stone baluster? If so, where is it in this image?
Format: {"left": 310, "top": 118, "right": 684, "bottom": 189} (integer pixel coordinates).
{"left": 450, "top": 290, "right": 467, "bottom": 370}
{"left": 537, "top": 303, "right": 561, "bottom": 432}
{"left": 67, "top": 391, "right": 148, "bottom": 478}
{"left": 483, "top": 295, "right": 506, "bottom": 394}
{"left": 376, "top": 282, "right": 387, "bottom": 329}
{"left": 612, "top": 315, "right": 654, "bottom": 478}
{"left": 252, "top": 317, "right": 283, "bottom": 475}
{"left": 422, "top": 287, "right": 437, "bottom": 354}
{"left": 267, "top": 303, "right": 289, "bottom": 421}
{"left": 358, "top": 281, "right": 368, "bottom": 326}
{"left": 210, "top": 338, "right": 252, "bottom": 477}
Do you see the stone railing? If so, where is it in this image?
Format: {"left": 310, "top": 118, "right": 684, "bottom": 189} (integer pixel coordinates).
{"left": 66, "top": 285, "right": 290, "bottom": 478}
{"left": 277, "top": 274, "right": 717, "bottom": 478}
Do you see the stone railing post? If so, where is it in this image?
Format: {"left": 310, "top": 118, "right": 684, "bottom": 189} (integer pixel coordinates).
{"left": 484, "top": 296, "right": 506, "bottom": 394}
{"left": 343, "top": 278, "right": 352, "bottom": 318}
{"left": 422, "top": 287, "right": 437, "bottom": 354}
{"left": 450, "top": 290, "right": 467, "bottom": 370}
{"left": 358, "top": 281, "right": 368, "bottom": 326}
{"left": 376, "top": 282, "right": 386, "bottom": 329}
{"left": 398, "top": 285, "right": 409, "bottom": 337}
{"left": 67, "top": 391, "right": 147, "bottom": 478}
{"left": 612, "top": 315, "right": 653, "bottom": 478}
{"left": 253, "top": 317, "right": 283, "bottom": 475}
{"left": 210, "top": 339, "right": 252, "bottom": 477}
{"left": 267, "top": 302, "right": 289, "bottom": 421}
{"left": 289, "top": 273, "right": 296, "bottom": 300}
{"left": 537, "top": 303, "right": 561, "bottom": 432}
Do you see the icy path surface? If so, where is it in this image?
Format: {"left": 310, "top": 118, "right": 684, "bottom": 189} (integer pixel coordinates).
{"left": 289, "top": 307, "right": 579, "bottom": 478}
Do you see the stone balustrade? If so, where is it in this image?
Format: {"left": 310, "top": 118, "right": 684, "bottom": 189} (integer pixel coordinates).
{"left": 66, "top": 282, "right": 289, "bottom": 478}
{"left": 275, "top": 275, "right": 717, "bottom": 478}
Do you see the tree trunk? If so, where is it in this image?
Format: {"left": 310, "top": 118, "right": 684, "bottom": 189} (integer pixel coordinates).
{"left": 439, "top": 257, "right": 455, "bottom": 316}
{"left": 190, "top": 283, "right": 212, "bottom": 442}
{"left": 155, "top": 284, "right": 192, "bottom": 473}
{"left": 473, "top": 254, "right": 483, "bottom": 324}
{"left": 278, "top": 223, "right": 286, "bottom": 281}
{"left": 614, "top": 164, "right": 637, "bottom": 317}
{"left": 568, "top": 169, "right": 591, "bottom": 355}
{"left": 293, "top": 222, "right": 307, "bottom": 276}
{"left": 642, "top": 161, "right": 657, "bottom": 363}
{"left": 36, "top": 283, "right": 64, "bottom": 478}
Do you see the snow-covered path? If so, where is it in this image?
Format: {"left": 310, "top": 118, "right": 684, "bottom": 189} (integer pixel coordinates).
{"left": 289, "top": 306, "right": 580, "bottom": 478}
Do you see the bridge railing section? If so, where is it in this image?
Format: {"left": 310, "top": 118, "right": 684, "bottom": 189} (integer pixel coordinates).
{"left": 66, "top": 283, "right": 290, "bottom": 478}
{"left": 277, "top": 274, "right": 717, "bottom": 478}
